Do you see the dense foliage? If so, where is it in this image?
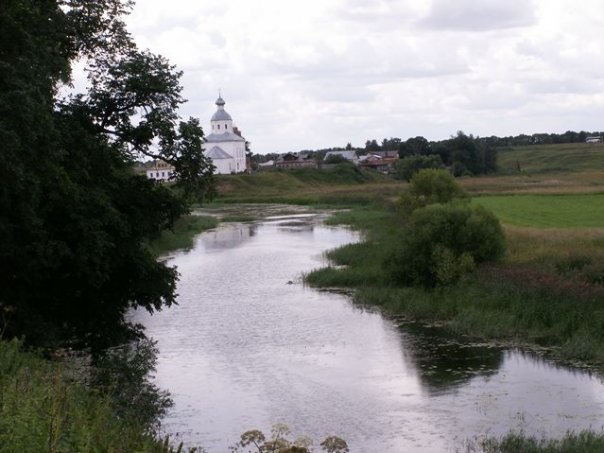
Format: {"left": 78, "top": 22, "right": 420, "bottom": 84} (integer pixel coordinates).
{"left": 397, "top": 168, "right": 468, "bottom": 215}
{"left": 394, "top": 154, "right": 443, "bottom": 181}
{"left": 0, "top": 0, "right": 214, "bottom": 351}
{"left": 388, "top": 169, "right": 505, "bottom": 287}
{"left": 388, "top": 203, "right": 506, "bottom": 287}
{"left": 365, "top": 132, "right": 498, "bottom": 176}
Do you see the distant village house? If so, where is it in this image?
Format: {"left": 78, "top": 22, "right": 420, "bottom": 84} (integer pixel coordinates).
{"left": 274, "top": 152, "right": 317, "bottom": 169}
{"left": 145, "top": 159, "right": 174, "bottom": 181}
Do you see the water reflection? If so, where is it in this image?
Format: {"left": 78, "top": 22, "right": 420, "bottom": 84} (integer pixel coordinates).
{"left": 133, "top": 206, "right": 604, "bottom": 453}
{"left": 399, "top": 323, "right": 504, "bottom": 395}
{"left": 198, "top": 224, "right": 257, "bottom": 251}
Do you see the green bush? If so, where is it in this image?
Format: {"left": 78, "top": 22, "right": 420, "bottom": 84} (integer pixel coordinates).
{"left": 398, "top": 168, "right": 467, "bottom": 215}
{"left": 387, "top": 203, "right": 505, "bottom": 287}
{"left": 394, "top": 154, "right": 443, "bottom": 181}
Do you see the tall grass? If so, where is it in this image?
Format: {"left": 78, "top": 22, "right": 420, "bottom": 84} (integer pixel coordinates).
{"left": 0, "top": 339, "right": 194, "bottom": 453}
{"left": 466, "top": 430, "right": 604, "bottom": 453}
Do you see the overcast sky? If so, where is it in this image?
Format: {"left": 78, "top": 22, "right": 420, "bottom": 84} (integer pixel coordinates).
{"left": 123, "top": 0, "right": 604, "bottom": 154}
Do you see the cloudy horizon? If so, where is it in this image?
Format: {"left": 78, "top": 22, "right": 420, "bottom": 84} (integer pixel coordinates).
{"left": 122, "top": 0, "right": 604, "bottom": 154}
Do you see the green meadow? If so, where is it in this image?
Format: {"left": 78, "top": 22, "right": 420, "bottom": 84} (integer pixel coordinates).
{"left": 497, "top": 142, "right": 604, "bottom": 173}
{"left": 473, "top": 193, "right": 604, "bottom": 228}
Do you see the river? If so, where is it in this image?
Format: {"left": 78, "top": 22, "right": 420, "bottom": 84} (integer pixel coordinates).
{"left": 133, "top": 206, "right": 604, "bottom": 452}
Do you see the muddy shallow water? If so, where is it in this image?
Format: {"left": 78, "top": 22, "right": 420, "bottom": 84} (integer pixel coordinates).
{"left": 133, "top": 206, "right": 604, "bottom": 452}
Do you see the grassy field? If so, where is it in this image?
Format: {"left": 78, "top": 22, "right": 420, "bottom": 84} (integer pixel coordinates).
{"left": 497, "top": 142, "right": 604, "bottom": 174}
{"left": 472, "top": 194, "right": 604, "bottom": 228}
{"left": 216, "top": 164, "right": 403, "bottom": 205}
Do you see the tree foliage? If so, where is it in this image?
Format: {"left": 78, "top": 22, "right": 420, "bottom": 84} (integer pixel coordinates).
{"left": 387, "top": 203, "right": 506, "bottom": 287}
{"left": 389, "top": 169, "right": 504, "bottom": 287}
{"left": 365, "top": 132, "right": 497, "bottom": 176}
{"left": 0, "top": 0, "right": 214, "bottom": 351}
{"left": 394, "top": 154, "right": 443, "bottom": 181}
{"left": 398, "top": 169, "right": 468, "bottom": 215}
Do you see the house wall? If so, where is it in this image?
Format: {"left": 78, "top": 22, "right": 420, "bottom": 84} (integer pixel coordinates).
{"left": 147, "top": 169, "right": 173, "bottom": 181}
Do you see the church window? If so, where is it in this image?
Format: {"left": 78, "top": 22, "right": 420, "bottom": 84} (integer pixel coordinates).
{"left": 217, "top": 124, "right": 220, "bottom": 129}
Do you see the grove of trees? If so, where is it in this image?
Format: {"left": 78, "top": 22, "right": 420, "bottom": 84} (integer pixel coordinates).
{"left": 0, "top": 0, "right": 215, "bottom": 352}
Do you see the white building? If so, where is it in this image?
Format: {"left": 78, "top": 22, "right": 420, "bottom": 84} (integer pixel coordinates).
{"left": 146, "top": 159, "right": 174, "bottom": 181}
{"left": 204, "top": 96, "right": 247, "bottom": 174}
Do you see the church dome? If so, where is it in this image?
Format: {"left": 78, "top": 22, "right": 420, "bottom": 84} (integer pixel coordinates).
{"left": 211, "top": 95, "right": 232, "bottom": 121}
{"left": 211, "top": 109, "right": 232, "bottom": 121}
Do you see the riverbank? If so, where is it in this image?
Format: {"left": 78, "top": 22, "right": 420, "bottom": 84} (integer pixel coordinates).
{"left": 0, "top": 213, "right": 219, "bottom": 452}
{"left": 304, "top": 199, "right": 604, "bottom": 367}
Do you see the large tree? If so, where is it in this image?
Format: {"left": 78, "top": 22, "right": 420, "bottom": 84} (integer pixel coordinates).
{"left": 0, "top": 0, "right": 214, "bottom": 351}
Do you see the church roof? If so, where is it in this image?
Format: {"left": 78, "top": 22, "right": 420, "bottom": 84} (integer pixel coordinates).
{"left": 211, "top": 109, "right": 232, "bottom": 121}
{"left": 211, "top": 95, "right": 232, "bottom": 121}
{"left": 205, "top": 146, "right": 233, "bottom": 159}
{"left": 206, "top": 131, "right": 245, "bottom": 142}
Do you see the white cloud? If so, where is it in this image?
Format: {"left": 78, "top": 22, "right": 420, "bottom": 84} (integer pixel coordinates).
{"left": 420, "top": 0, "right": 537, "bottom": 31}
{"left": 117, "top": 0, "right": 604, "bottom": 153}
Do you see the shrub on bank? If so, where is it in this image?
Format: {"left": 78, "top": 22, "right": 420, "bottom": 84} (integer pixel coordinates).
{"left": 387, "top": 203, "right": 506, "bottom": 287}
{"left": 398, "top": 168, "right": 468, "bottom": 215}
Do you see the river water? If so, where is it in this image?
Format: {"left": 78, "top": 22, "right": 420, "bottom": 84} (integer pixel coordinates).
{"left": 133, "top": 206, "right": 604, "bottom": 452}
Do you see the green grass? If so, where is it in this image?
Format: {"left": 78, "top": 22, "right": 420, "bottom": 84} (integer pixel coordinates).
{"left": 148, "top": 214, "right": 218, "bottom": 255}
{"left": 0, "top": 339, "right": 192, "bottom": 453}
{"left": 216, "top": 165, "right": 402, "bottom": 205}
{"left": 467, "top": 430, "right": 604, "bottom": 452}
{"left": 497, "top": 142, "right": 604, "bottom": 174}
{"left": 473, "top": 194, "right": 604, "bottom": 228}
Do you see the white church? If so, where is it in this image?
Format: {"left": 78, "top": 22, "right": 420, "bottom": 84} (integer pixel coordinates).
{"left": 203, "top": 95, "right": 247, "bottom": 174}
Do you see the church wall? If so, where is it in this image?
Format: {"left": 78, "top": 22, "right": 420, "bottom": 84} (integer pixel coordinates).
{"left": 211, "top": 158, "right": 233, "bottom": 175}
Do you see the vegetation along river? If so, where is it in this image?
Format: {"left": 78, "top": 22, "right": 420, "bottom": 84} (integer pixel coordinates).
{"left": 133, "top": 206, "right": 604, "bottom": 452}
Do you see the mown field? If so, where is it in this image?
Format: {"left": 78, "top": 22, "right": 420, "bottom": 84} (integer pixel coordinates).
{"left": 473, "top": 194, "right": 604, "bottom": 228}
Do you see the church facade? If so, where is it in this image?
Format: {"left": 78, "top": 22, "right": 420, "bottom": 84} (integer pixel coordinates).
{"left": 203, "top": 96, "right": 247, "bottom": 174}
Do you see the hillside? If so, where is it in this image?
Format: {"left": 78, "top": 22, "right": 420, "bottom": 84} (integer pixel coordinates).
{"left": 215, "top": 164, "right": 402, "bottom": 204}
{"left": 497, "top": 142, "right": 604, "bottom": 174}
